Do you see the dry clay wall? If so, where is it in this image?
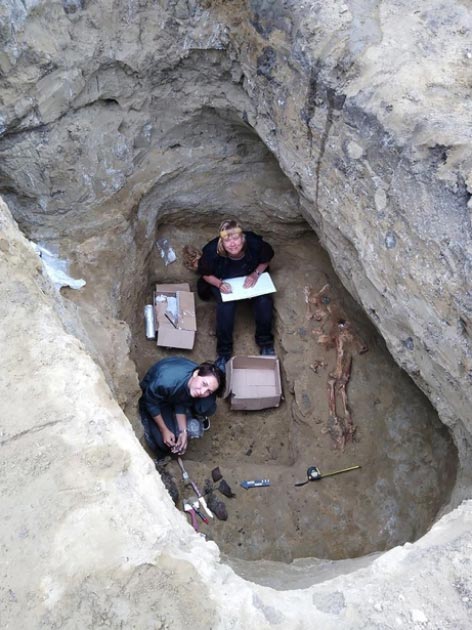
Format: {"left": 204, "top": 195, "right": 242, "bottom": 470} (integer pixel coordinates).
{"left": 1, "top": 191, "right": 472, "bottom": 628}
{"left": 1, "top": 0, "right": 472, "bottom": 627}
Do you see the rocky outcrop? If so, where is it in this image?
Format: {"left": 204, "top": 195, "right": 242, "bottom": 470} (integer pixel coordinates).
{"left": 1, "top": 194, "right": 471, "bottom": 630}
{"left": 1, "top": 0, "right": 470, "bottom": 461}
{"left": 1, "top": 0, "right": 472, "bottom": 627}
{"left": 205, "top": 0, "right": 472, "bottom": 493}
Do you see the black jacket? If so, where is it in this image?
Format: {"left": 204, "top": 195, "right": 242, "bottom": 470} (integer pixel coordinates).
{"left": 197, "top": 231, "right": 274, "bottom": 280}
{"left": 140, "top": 357, "right": 217, "bottom": 418}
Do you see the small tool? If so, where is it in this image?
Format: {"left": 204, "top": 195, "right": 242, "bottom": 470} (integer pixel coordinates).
{"left": 177, "top": 456, "right": 190, "bottom": 482}
{"left": 295, "top": 465, "right": 361, "bottom": 487}
{"left": 177, "top": 457, "right": 214, "bottom": 519}
{"left": 191, "top": 497, "right": 209, "bottom": 524}
{"left": 198, "top": 494, "right": 214, "bottom": 519}
{"left": 183, "top": 501, "right": 199, "bottom": 531}
{"left": 240, "top": 479, "right": 271, "bottom": 489}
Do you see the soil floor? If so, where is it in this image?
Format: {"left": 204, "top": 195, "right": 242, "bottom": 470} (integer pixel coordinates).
{"left": 125, "top": 222, "right": 457, "bottom": 562}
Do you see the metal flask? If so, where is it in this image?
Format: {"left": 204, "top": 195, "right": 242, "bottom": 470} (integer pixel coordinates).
{"left": 144, "top": 304, "right": 156, "bottom": 339}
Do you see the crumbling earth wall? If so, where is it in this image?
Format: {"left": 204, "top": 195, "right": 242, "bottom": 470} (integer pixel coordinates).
{"left": 197, "top": 0, "right": 472, "bottom": 493}
{"left": 1, "top": 195, "right": 472, "bottom": 630}
{"left": 1, "top": 0, "right": 472, "bottom": 627}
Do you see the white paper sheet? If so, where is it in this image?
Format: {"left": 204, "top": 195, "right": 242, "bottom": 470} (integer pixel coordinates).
{"left": 220, "top": 272, "right": 276, "bottom": 302}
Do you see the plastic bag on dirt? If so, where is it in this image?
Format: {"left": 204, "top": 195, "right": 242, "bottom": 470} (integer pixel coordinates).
{"left": 156, "top": 238, "right": 176, "bottom": 266}
{"left": 31, "top": 242, "right": 86, "bottom": 290}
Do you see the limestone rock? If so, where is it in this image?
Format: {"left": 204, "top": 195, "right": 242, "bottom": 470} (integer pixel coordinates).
{"left": 1, "top": 0, "right": 472, "bottom": 627}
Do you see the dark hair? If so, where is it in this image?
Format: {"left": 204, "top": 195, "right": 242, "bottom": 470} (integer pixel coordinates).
{"left": 197, "top": 361, "right": 226, "bottom": 397}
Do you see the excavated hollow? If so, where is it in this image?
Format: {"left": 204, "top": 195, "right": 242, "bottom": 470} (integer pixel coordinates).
{"left": 125, "top": 219, "right": 457, "bottom": 563}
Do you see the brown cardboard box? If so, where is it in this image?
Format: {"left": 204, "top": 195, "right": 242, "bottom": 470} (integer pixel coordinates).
{"left": 154, "top": 283, "right": 197, "bottom": 350}
{"left": 224, "top": 355, "right": 282, "bottom": 410}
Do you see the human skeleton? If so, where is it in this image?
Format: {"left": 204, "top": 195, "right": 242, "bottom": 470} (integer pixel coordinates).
{"left": 304, "top": 284, "right": 368, "bottom": 450}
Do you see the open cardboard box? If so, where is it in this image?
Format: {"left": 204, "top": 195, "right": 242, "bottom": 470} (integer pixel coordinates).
{"left": 154, "top": 282, "right": 196, "bottom": 350}
{"left": 224, "top": 355, "right": 282, "bottom": 410}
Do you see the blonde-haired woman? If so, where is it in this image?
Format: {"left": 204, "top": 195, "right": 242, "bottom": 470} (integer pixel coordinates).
{"left": 197, "top": 219, "right": 275, "bottom": 372}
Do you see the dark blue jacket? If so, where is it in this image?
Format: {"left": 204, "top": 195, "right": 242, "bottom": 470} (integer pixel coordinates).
{"left": 140, "top": 357, "right": 216, "bottom": 418}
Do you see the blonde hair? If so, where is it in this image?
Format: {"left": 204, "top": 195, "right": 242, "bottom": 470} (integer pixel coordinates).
{"left": 217, "top": 219, "right": 246, "bottom": 256}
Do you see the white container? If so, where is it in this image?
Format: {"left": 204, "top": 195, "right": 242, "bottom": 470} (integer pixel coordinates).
{"left": 144, "top": 304, "right": 156, "bottom": 339}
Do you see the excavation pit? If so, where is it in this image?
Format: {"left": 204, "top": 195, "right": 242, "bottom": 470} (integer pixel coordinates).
{"left": 124, "top": 219, "right": 457, "bottom": 565}
{"left": 1, "top": 0, "right": 471, "bottom": 622}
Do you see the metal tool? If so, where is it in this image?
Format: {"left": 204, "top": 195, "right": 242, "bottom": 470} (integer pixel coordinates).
{"left": 197, "top": 494, "right": 214, "bottom": 520}
{"left": 240, "top": 479, "right": 271, "bottom": 489}
{"left": 183, "top": 501, "right": 199, "bottom": 531}
{"left": 177, "top": 457, "right": 214, "bottom": 519}
{"left": 191, "top": 498, "right": 209, "bottom": 524}
{"left": 177, "top": 456, "right": 190, "bottom": 482}
{"left": 295, "top": 465, "right": 361, "bottom": 487}
{"left": 144, "top": 304, "right": 156, "bottom": 339}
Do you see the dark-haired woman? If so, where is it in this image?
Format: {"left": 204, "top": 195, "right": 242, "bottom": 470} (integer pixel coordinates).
{"left": 197, "top": 219, "right": 275, "bottom": 372}
{"left": 138, "top": 356, "right": 225, "bottom": 459}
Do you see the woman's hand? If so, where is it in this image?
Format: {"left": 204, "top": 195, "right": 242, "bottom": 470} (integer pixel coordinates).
{"left": 161, "top": 427, "right": 176, "bottom": 449}
{"left": 243, "top": 272, "right": 259, "bottom": 289}
{"left": 172, "top": 430, "right": 188, "bottom": 455}
{"left": 219, "top": 281, "right": 233, "bottom": 294}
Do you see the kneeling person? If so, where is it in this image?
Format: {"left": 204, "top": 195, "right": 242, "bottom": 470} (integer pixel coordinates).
{"left": 139, "top": 357, "right": 225, "bottom": 459}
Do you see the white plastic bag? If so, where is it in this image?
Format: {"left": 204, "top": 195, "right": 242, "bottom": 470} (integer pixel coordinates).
{"left": 31, "top": 242, "right": 86, "bottom": 290}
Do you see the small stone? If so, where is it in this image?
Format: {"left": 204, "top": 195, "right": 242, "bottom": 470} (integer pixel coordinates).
{"left": 0, "top": 238, "right": 10, "bottom": 253}
{"left": 375, "top": 188, "right": 387, "bottom": 211}
{"left": 312, "top": 591, "right": 346, "bottom": 615}
{"left": 410, "top": 609, "right": 427, "bottom": 623}
{"left": 403, "top": 337, "right": 414, "bottom": 350}
{"left": 203, "top": 478, "right": 213, "bottom": 495}
{"left": 347, "top": 141, "right": 364, "bottom": 159}
{"left": 211, "top": 466, "right": 223, "bottom": 482}
{"left": 206, "top": 492, "right": 228, "bottom": 520}
{"left": 218, "top": 479, "right": 236, "bottom": 498}
{"left": 62, "top": 0, "right": 84, "bottom": 14}
{"left": 385, "top": 231, "right": 397, "bottom": 249}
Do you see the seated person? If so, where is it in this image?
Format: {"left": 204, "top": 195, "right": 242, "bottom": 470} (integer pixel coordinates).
{"left": 197, "top": 218, "right": 275, "bottom": 372}
{"left": 138, "top": 357, "right": 225, "bottom": 460}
